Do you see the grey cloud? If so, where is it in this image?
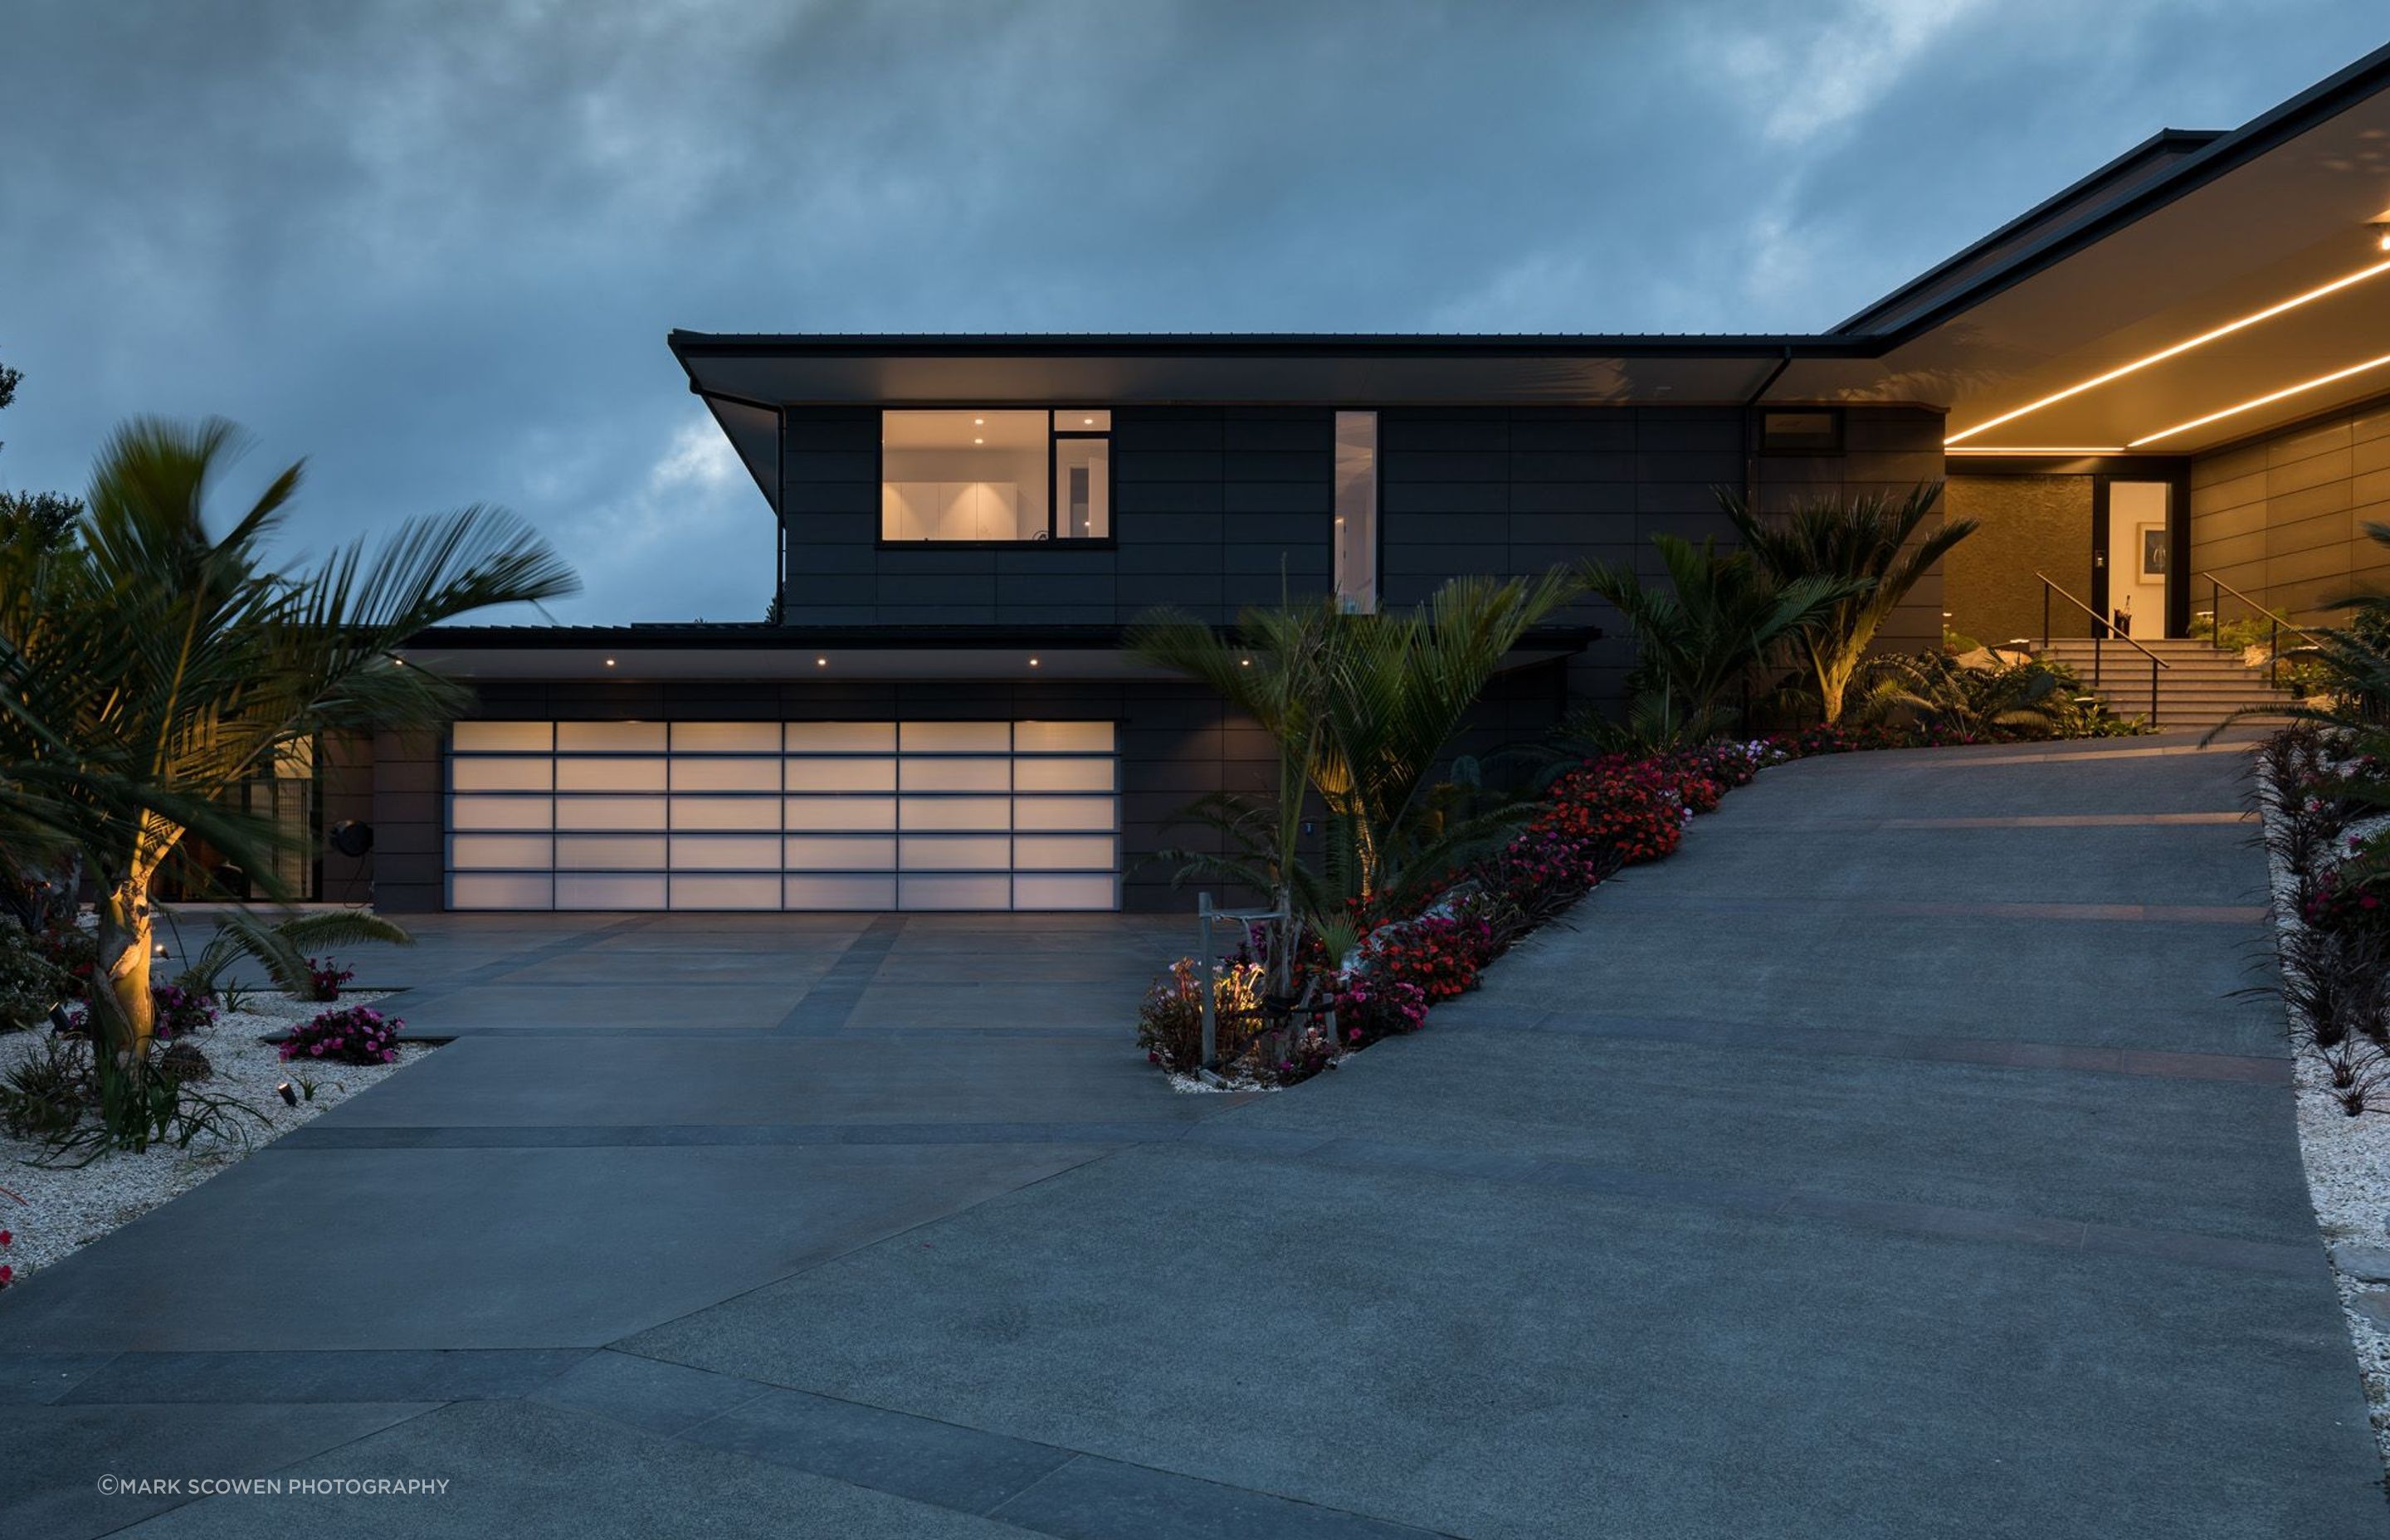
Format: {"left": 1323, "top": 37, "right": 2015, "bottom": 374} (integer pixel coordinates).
{"left": 0, "top": 0, "right": 2381, "bottom": 621}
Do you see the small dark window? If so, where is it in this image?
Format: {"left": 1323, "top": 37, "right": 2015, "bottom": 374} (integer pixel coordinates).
{"left": 1760, "top": 408, "right": 1844, "bottom": 454}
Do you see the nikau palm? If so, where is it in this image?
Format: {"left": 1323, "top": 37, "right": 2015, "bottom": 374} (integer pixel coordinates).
{"left": 1131, "top": 570, "right": 1582, "bottom": 953}
{"left": 0, "top": 419, "right": 574, "bottom": 1118}
{"left": 1580, "top": 535, "right": 1856, "bottom": 742}
{"left": 1718, "top": 481, "right": 1975, "bottom": 724}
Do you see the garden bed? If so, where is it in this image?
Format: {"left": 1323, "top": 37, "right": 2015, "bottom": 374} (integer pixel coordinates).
{"left": 2252, "top": 727, "right": 2390, "bottom": 1469}
{"left": 0, "top": 992, "right": 432, "bottom": 1285}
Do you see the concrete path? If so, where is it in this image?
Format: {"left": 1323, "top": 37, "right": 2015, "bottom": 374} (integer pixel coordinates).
{"left": 3, "top": 735, "right": 2383, "bottom": 1537}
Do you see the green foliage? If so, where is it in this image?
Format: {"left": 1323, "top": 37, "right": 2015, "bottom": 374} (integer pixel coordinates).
{"left": 1717, "top": 481, "right": 1973, "bottom": 725}
{"left": 1851, "top": 650, "right": 2144, "bottom": 740}
{"left": 1132, "top": 571, "right": 1583, "bottom": 932}
{"left": 180, "top": 908, "right": 413, "bottom": 999}
{"left": 0, "top": 1033, "right": 87, "bottom": 1138}
{"left": 1580, "top": 534, "right": 1861, "bottom": 746}
{"left": 0, "top": 919, "right": 64, "bottom": 1032}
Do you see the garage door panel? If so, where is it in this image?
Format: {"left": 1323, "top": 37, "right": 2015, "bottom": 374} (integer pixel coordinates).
{"left": 900, "top": 874, "right": 1012, "bottom": 909}
{"left": 900, "top": 758, "right": 1011, "bottom": 792}
{"left": 784, "top": 797, "right": 898, "bottom": 831}
{"left": 557, "top": 874, "right": 668, "bottom": 909}
{"left": 786, "top": 874, "right": 899, "bottom": 910}
{"left": 556, "top": 796, "right": 670, "bottom": 831}
{"left": 451, "top": 873, "right": 554, "bottom": 909}
{"left": 556, "top": 835, "right": 667, "bottom": 871}
{"left": 446, "top": 720, "right": 1115, "bottom": 911}
{"left": 784, "top": 835, "right": 897, "bottom": 870}
{"left": 451, "top": 795, "right": 551, "bottom": 831}
{"left": 670, "top": 796, "right": 781, "bottom": 831}
{"left": 1013, "top": 874, "right": 1116, "bottom": 909}
{"left": 899, "top": 796, "right": 1010, "bottom": 831}
{"left": 558, "top": 758, "right": 666, "bottom": 793}
{"left": 670, "top": 758, "right": 779, "bottom": 793}
{"left": 670, "top": 834, "right": 783, "bottom": 870}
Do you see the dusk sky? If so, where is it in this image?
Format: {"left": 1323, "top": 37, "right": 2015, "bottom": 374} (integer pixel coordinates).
{"left": 2, "top": 2, "right": 2384, "bottom": 624}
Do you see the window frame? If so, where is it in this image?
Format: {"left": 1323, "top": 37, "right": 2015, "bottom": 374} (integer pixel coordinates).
{"left": 876, "top": 407, "right": 1118, "bottom": 550}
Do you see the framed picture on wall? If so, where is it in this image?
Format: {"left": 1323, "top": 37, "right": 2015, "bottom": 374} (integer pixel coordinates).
{"left": 2138, "top": 522, "right": 2168, "bottom": 578}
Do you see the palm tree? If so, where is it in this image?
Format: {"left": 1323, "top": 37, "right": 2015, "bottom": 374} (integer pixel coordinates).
{"left": 1131, "top": 569, "right": 1583, "bottom": 932}
{"left": 0, "top": 418, "right": 576, "bottom": 1110}
{"left": 1581, "top": 535, "right": 1856, "bottom": 743}
{"left": 1126, "top": 599, "right": 1336, "bottom": 998}
{"left": 1717, "top": 481, "right": 1975, "bottom": 724}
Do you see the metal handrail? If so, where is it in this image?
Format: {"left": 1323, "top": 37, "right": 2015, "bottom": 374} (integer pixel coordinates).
{"left": 2035, "top": 571, "right": 2168, "bottom": 727}
{"left": 2196, "top": 570, "right": 2323, "bottom": 690}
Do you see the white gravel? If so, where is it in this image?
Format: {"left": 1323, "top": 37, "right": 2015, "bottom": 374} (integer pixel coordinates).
{"left": 2256, "top": 751, "right": 2390, "bottom": 1464}
{"left": 0, "top": 991, "right": 432, "bottom": 1284}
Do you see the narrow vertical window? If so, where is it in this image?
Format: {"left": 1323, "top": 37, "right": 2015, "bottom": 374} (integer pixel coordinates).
{"left": 1334, "top": 411, "right": 1378, "bottom": 613}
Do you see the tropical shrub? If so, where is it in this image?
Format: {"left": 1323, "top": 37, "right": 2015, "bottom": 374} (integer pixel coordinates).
{"left": 1581, "top": 534, "right": 1862, "bottom": 744}
{"left": 28, "top": 923, "right": 95, "bottom": 999}
{"left": 0, "top": 1033, "right": 89, "bottom": 1138}
{"left": 1719, "top": 481, "right": 1978, "bottom": 724}
{"left": 1136, "top": 957, "right": 1263, "bottom": 1074}
{"left": 149, "top": 983, "right": 216, "bottom": 1040}
{"left": 280, "top": 1004, "right": 404, "bottom": 1065}
{"left": 180, "top": 909, "right": 411, "bottom": 999}
{"left": 1532, "top": 762, "right": 1686, "bottom": 866}
{"left": 0, "top": 919, "right": 63, "bottom": 1032}
{"left": 1326, "top": 972, "right": 1428, "bottom": 1045}
{"left": 0, "top": 417, "right": 572, "bottom": 1154}
{"left": 306, "top": 958, "right": 355, "bottom": 1001}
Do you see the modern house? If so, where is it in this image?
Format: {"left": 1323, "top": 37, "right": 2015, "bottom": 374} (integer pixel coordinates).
{"left": 313, "top": 41, "right": 2390, "bottom": 916}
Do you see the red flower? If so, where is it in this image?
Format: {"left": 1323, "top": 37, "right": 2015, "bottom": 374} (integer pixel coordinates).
{"left": 0, "top": 1230, "right": 10, "bottom": 1246}
{"left": 0, "top": 1264, "right": 12, "bottom": 1285}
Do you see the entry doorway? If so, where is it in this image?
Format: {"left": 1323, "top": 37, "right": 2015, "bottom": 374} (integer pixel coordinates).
{"left": 2090, "top": 476, "right": 2188, "bottom": 640}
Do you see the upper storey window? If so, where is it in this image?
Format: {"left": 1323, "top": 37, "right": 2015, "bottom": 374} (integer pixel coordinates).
{"left": 880, "top": 409, "right": 1111, "bottom": 543}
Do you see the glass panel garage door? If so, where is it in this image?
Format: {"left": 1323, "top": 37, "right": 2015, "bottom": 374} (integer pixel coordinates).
{"left": 446, "top": 720, "right": 1117, "bottom": 911}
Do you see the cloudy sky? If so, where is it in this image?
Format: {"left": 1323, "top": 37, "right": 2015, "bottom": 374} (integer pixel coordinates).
{"left": 1, "top": 2, "right": 2383, "bottom": 622}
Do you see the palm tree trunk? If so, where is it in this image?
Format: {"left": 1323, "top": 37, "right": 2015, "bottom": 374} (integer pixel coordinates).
{"left": 94, "top": 875, "right": 156, "bottom": 1059}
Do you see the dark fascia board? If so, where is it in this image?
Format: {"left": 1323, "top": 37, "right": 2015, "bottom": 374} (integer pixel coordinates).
{"left": 409, "top": 621, "right": 1602, "bottom": 651}
{"left": 668, "top": 329, "right": 1872, "bottom": 361}
{"left": 1835, "top": 41, "right": 2390, "bottom": 344}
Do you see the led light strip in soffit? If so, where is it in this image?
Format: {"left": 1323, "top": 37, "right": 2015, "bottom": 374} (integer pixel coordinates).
{"left": 1944, "top": 446, "right": 2123, "bottom": 456}
{"left": 1943, "top": 257, "right": 2390, "bottom": 446}
{"left": 2129, "top": 351, "right": 2390, "bottom": 446}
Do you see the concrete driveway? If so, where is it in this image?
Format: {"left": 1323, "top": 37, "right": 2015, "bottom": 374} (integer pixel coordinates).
{"left": 3, "top": 735, "right": 2384, "bottom": 1538}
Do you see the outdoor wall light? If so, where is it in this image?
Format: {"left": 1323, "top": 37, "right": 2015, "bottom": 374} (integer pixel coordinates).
{"left": 2130, "top": 350, "right": 2390, "bottom": 445}
{"left": 1944, "top": 256, "right": 2390, "bottom": 445}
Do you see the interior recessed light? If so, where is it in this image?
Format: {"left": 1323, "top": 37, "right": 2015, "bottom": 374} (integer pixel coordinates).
{"left": 1028, "top": 657, "right": 1041, "bottom": 667}
{"left": 973, "top": 417, "right": 984, "bottom": 425}
{"left": 604, "top": 657, "right": 616, "bottom": 667}
{"left": 973, "top": 437, "right": 984, "bottom": 445}
{"left": 815, "top": 656, "right": 827, "bottom": 666}
{"left": 1946, "top": 256, "right": 2390, "bottom": 444}
{"left": 1083, "top": 417, "right": 1095, "bottom": 425}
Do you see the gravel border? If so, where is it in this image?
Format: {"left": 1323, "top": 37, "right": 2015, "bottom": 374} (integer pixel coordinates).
{"left": 0, "top": 992, "right": 432, "bottom": 1284}
{"left": 2255, "top": 752, "right": 2390, "bottom": 1468}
